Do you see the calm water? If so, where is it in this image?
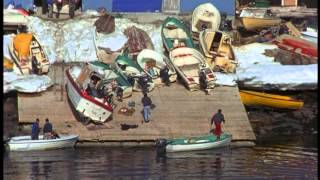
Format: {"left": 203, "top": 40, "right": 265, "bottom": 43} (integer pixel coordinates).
{"left": 4, "top": 135, "right": 317, "bottom": 180}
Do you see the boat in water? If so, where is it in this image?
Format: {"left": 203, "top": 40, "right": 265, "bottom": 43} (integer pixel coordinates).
{"left": 161, "top": 17, "right": 194, "bottom": 52}
{"left": 137, "top": 49, "right": 177, "bottom": 84}
{"left": 199, "top": 29, "right": 238, "bottom": 73}
{"left": 169, "top": 47, "right": 216, "bottom": 91}
{"left": 239, "top": 90, "right": 304, "bottom": 110}
{"left": 7, "top": 134, "right": 78, "bottom": 151}
{"left": 240, "top": 8, "right": 282, "bottom": 31}
{"left": 191, "top": 3, "right": 221, "bottom": 44}
{"left": 66, "top": 62, "right": 118, "bottom": 123}
{"left": 156, "top": 133, "right": 232, "bottom": 153}
{"left": 8, "top": 33, "right": 50, "bottom": 75}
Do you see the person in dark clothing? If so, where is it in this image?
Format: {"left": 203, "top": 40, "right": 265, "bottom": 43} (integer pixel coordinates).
{"left": 199, "top": 68, "right": 209, "bottom": 95}
{"left": 47, "top": 0, "right": 54, "bottom": 18}
{"left": 127, "top": 75, "right": 135, "bottom": 87}
{"left": 55, "top": 0, "right": 63, "bottom": 19}
{"left": 69, "top": 0, "right": 76, "bottom": 18}
{"left": 210, "top": 109, "right": 225, "bottom": 139}
{"left": 141, "top": 93, "right": 152, "bottom": 123}
{"left": 43, "top": 118, "right": 53, "bottom": 139}
{"left": 31, "top": 55, "right": 39, "bottom": 74}
{"left": 42, "top": 0, "right": 48, "bottom": 15}
{"left": 138, "top": 74, "right": 149, "bottom": 94}
{"left": 31, "top": 119, "right": 40, "bottom": 140}
{"left": 116, "top": 86, "right": 124, "bottom": 102}
{"left": 159, "top": 65, "right": 170, "bottom": 86}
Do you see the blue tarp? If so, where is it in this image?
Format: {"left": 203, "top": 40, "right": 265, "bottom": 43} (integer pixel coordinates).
{"left": 112, "top": 0, "right": 162, "bottom": 12}
{"left": 3, "top": 0, "right": 34, "bottom": 9}
{"left": 180, "top": 0, "right": 235, "bottom": 15}
{"left": 82, "top": 0, "right": 112, "bottom": 12}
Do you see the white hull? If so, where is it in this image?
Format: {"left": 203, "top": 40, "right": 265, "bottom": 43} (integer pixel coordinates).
{"left": 191, "top": 3, "right": 221, "bottom": 34}
{"left": 66, "top": 67, "right": 113, "bottom": 122}
{"left": 166, "top": 136, "right": 231, "bottom": 153}
{"left": 8, "top": 135, "right": 78, "bottom": 151}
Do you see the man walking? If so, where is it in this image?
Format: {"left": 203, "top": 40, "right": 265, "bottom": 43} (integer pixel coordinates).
{"left": 31, "top": 118, "right": 40, "bottom": 140}
{"left": 210, "top": 109, "right": 225, "bottom": 139}
{"left": 141, "top": 93, "right": 152, "bottom": 123}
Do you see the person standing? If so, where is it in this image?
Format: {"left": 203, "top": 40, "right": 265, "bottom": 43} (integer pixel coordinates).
{"left": 199, "top": 68, "right": 208, "bottom": 94}
{"left": 31, "top": 118, "right": 40, "bottom": 140}
{"left": 141, "top": 93, "right": 152, "bottom": 123}
{"left": 159, "top": 65, "right": 170, "bottom": 86}
{"left": 55, "top": 0, "right": 63, "bottom": 19}
{"left": 31, "top": 55, "right": 39, "bottom": 74}
{"left": 138, "top": 74, "right": 149, "bottom": 94}
{"left": 42, "top": 0, "right": 48, "bottom": 15}
{"left": 210, "top": 109, "right": 225, "bottom": 139}
{"left": 43, "top": 118, "right": 53, "bottom": 139}
{"left": 69, "top": 0, "right": 76, "bottom": 18}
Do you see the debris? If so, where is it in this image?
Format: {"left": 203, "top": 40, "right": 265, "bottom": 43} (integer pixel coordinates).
{"left": 94, "top": 13, "right": 115, "bottom": 34}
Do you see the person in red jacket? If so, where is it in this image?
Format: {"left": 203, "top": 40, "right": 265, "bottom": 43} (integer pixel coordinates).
{"left": 210, "top": 109, "right": 225, "bottom": 139}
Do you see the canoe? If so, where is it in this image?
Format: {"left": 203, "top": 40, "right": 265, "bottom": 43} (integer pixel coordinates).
{"left": 156, "top": 133, "right": 232, "bottom": 153}
{"left": 7, "top": 134, "right": 78, "bottom": 151}
{"left": 273, "top": 34, "right": 317, "bottom": 59}
{"left": 239, "top": 90, "right": 304, "bottom": 110}
{"left": 113, "top": 55, "right": 155, "bottom": 92}
{"left": 66, "top": 62, "right": 116, "bottom": 123}
{"left": 169, "top": 47, "right": 216, "bottom": 91}
{"left": 8, "top": 33, "right": 50, "bottom": 75}
{"left": 240, "top": 8, "right": 281, "bottom": 31}
{"left": 161, "top": 17, "right": 194, "bottom": 52}
{"left": 199, "top": 29, "right": 238, "bottom": 73}
{"left": 191, "top": 3, "right": 221, "bottom": 44}
{"left": 137, "top": 49, "right": 177, "bottom": 84}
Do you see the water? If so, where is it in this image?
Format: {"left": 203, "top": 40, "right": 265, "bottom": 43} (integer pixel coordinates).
{"left": 4, "top": 135, "right": 317, "bottom": 180}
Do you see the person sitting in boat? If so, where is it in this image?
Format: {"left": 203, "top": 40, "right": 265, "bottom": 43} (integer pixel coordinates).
{"left": 43, "top": 118, "right": 53, "bottom": 139}
{"left": 86, "top": 76, "right": 100, "bottom": 98}
{"left": 159, "top": 65, "right": 170, "bottom": 86}
{"left": 210, "top": 109, "right": 225, "bottom": 140}
{"left": 31, "top": 55, "right": 39, "bottom": 75}
{"left": 31, "top": 118, "right": 40, "bottom": 140}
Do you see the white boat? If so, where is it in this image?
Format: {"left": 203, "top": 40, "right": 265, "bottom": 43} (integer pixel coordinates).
{"left": 137, "top": 49, "right": 177, "bottom": 84}
{"left": 3, "top": 9, "right": 28, "bottom": 26}
{"left": 7, "top": 134, "right": 78, "bottom": 151}
{"left": 199, "top": 29, "right": 238, "bottom": 73}
{"left": 191, "top": 3, "right": 221, "bottom": 44}
{"left": 169, "top": 47, "right": 216, "bottom": 91}
{"left": 66, "top": 62, "right": 116, "bottom": 123}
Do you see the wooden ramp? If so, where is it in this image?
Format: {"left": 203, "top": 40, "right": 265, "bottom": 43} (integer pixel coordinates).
{"left": 18, "top": 64, "right": 256, "bottom": 143}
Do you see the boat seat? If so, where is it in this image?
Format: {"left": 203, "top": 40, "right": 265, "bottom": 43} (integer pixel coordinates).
{"left": 163, "top": 28, "right": 188, "bottom": 39}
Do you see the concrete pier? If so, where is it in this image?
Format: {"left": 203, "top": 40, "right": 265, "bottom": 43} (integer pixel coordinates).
{"left": 18, "top": 64, "right": 256, "bottom": 146}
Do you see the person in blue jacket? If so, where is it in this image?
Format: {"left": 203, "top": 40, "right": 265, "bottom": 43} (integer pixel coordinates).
{"left": 31, "top": 118, "right": 40, "bottom": 140}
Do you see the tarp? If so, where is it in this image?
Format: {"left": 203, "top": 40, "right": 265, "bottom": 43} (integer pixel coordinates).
{"left": 13, "top": 33, "right": 33, "bottom": 59}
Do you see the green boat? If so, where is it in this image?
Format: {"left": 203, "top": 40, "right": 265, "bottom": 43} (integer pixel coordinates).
{"left": 111, "top": 55, "right": 155, "bottom": 92}
{"left": 161, "top": 17, "right": 195, "bottom": 52}
{"left": 156, "top": 133, "right": 232, "bottom": 153}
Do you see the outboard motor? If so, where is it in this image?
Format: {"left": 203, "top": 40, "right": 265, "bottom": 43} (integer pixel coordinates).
{"left": 155, "top": 139, "right": 167, "bottom": 155}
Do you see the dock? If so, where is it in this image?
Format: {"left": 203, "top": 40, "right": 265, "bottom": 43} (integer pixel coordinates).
{"left": 18, "top": 64, "right": 256, "bottom": 146}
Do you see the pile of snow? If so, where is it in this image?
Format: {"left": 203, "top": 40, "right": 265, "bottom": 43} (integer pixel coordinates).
{"left": 4, "top": 72, "right": 53, "bottom": 93}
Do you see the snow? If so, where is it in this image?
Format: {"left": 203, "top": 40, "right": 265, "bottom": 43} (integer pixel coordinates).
{"left": 3, "top": 34, "right": 14, "bottom": 60}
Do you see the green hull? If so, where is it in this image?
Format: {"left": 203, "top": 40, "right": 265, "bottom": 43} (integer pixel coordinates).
{"left": 168, "top": 133, "right": 231, "bottom": 145}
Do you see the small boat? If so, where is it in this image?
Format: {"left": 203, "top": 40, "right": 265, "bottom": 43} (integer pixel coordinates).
{"left": 169, "top": 47, "right": 216, "bottom": 91}
{"left": 137, "top": 49, "right": 177, "bottom": 84}
{"left": 199, "top": 29, "right": 238, "bottom": 73}
{"left": 239, "top": 90, "right": 304, "bottom": 110}
{"left": 3, "top": 9, "right": 28, "bottom": 26}
{"left": 272, "top": 34, "right": 317, "bottom": 59}
{"left": 161, "top": 17, "right": 194, "bottom": 52}
{"left": 8, "top": 33, "right": 50, "bottom": 75}
{"left": 156, "top": 133, "right": 232, "bottom": 153}
{"left": 191, "top": 3, "right": 221, "bottom": 44}
{"left": 113, "top": 55, "right": 155, "bottom": 92}
{"left": 7, "top": 134, "right": 78, "bottom": 151}
{"left": 66, "top": 62, "right": 117, "bottom": 123}
{"left": 240, "top": 8, "right": 282, "bottom": 31}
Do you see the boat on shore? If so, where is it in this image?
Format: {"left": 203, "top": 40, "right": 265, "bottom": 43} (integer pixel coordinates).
{"left": 66, "top": 62, "right": 116, "bottom": 123}
{"left": 240, "top": 8, "right": 282, "bottom": 31}
{"left": 161, "top": 17, "right": 194, "bottom": 52}
{"left": 8, "top": 33, "right": 50, "bottom": 75}
{"left": 199, "top": 29, "right": 238, "bottom": 73}
{"left": 191, "top": 3, "right": 221, "bottom": 44}
{"left": 156, "top": 133, "right": 232, "bottom": 153}
{"left": 7, "top": 134, "right": 78, "bottom": 151}
{"left": 169, "top": 47, "right": 216, "bottom": 91}
{"left": 137, "top": 49, "right": 177, "bottom": 84}
{"left": 239, "top": 90, "right": 304, "bottom": 110}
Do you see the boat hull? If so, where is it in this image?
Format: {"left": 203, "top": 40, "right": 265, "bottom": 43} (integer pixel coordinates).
{"left": 239, "top": 90, "right": 304, "bottom": 109}
{"left": 241, "top": 17, "right": 281, "bottom": 31}
{"left": 8, "top": 135, "right": 78, "bottom": 151}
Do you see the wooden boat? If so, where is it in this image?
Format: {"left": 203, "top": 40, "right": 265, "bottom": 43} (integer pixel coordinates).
{"left": 137, "top": 49, "right": 177, "bottom": 84}
{"left": 113, "top": 55, "right": 155, "bottom": 92}
{"left": 169, "top": 47, "right": 216, "bottom": 91}
{"left": 239, "top": 90, "right": 304, "bottom": 110}
{"left": 161, "top": 17, "right": 194, "bottom": 52}
{"left": 272, "top": 34, "right": 317, "bottom": 59}
{"left": 191, "top": 3, "right": 221, "bottom": 44}
{"left": 3, "top": 9, "right": 28, "bottom": 26}
{"left": 199, "top": 29, "right": 238, "bottom": 73}
{"left": 8, "top": 33, "right": 50, "bottom": 75}
{"left": 66, "top": 62, "right": 117, "bottom": 123}
{"left": 156, "top": 133, "right": 232, "bottom": 153}
{"left": 240, "top": 8, "right": 282, "bottom": 31}
{"left": 7, "top": 134, "right": 78, "bottom": 151}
